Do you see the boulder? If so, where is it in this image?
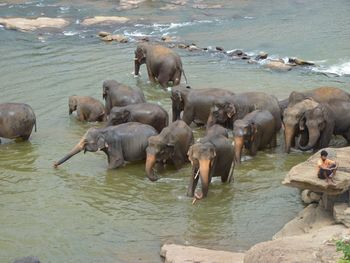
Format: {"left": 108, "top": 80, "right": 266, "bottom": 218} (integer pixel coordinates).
{"left": 244, "top": 224, "right": 346, "bottom": 263}
{"left": 100, "top": 34, "right": 128, "bottom": 43}
{"left": 301, "top": 189, "right": 322, "bottom": 204}
{"left": 283, "top": 147, "right": 350, "bottom": 195}
{"left": 98, "top": 31, "right": 111, "bottom": 37}
{"left": 0, "top": 17, "right": 69, "bottom": 32}
{"left": 263, "top": 60, "right": 293, "bottom": 71}
{"left": 333, "top": 202, "right": 350, "bottom": 227}
{"left": 288, "top": 57, "right": 315, "bottom": 66}
{"left": 160, "top": 244, "right": 245, "bottom": 263}
{"left": 273, "top": 203, "right": 335, "bottom": 239}
{"left": 81, "top": 16, "right": 130, "bottom": 26}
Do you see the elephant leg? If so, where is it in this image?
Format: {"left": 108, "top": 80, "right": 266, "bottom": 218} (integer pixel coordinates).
{"left": 107, "top": 149, "right": 124, "bottom": 169}
{"left": 77, "top": 108, "right": 85, "bottom": 121}
{"left": 342, "top": 130, "right": 350, "bottom": 144}
{"left": 157, "top": 73, "right": 170, "bottom": 88}
{"left": 270, "top": 133, "right": 277, "bottom": 148}
{"left": 146, "top": 66, "right": 156, "bottom": 83}
{"left": 187, "top": 171, "right": 200, "bottom": 197}
{"left": 182, "top": 106, "right": 194, "bottom": 126}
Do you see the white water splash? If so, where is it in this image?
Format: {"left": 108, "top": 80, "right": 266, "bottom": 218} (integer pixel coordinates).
{"left": 63, "top": 31, "right": 79, "bottom": 36}
{"left": 312, "top": 61, "right": 350, "bottom": 76}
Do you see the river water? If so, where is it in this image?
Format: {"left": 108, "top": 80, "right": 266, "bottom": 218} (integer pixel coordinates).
{"left": 0, "top": 0, "right": 349, "bottom": 262}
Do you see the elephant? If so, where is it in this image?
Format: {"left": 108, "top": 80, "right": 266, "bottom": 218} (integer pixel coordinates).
{"left": 171, "top": 85, "right": 235, "bottom": 125}
{"left": 106, "top": 103, "right": 169, "bottom": 133}
{"left": 54, "top": 122, "right": 158, "bottom": 169}
{"left": 102, "top": 80, "right": 146, "bottom": 115}
{"left": 187, "top": 134, "right": 234, "bottom": 200}
{"left": 287, "top": 86, "right": 350, "bottom": 107}
{"left": 233, "top": 110, "right": 277, "bottom": 164}
{"left": 134, "top": 43, "right": 187, "bottom": 88}
{"left": 145, "top": 120, "right": 194, "bottom": 181}
{"left": 283, "top": 98, "right": 319, "bottom": 153}
{"left": 206, "top": 124, "right": 229, "bottom": 138}
{"left": 68, "top": 96, "right": 106, "bottom": 122}
{"left": 0, "top": 103, "right": 36, "bottom": 143}
{"left": 297, "top": 100, "right": 350, "bottom": 151}
{"left": 207, "top": 92, "right": 282, "bottom": 131}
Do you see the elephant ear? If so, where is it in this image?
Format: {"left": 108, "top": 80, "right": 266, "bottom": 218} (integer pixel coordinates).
{"left": 224, "top": 102, "right": 236, "bottom": 118}
{"left": 97, "top": 136, "right": 108, "bottom": 151}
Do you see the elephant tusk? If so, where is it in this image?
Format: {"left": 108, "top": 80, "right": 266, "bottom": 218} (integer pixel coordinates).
{"left": 194, "top": 169, "right": 200, "bottom": 179}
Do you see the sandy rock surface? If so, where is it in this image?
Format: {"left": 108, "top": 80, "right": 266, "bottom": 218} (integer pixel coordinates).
{"left": 81, "top": 16, "right": 130, "bottom": 26}
{"left": 160, "top": 244, "right": 245, "bottom": 263}
{"left": 334, "top": 202, "right": 350, "bottom": 228}
{"left": 0, "top": 17, "right": 69, "bottom": 31}
{"left": 283, "top": 147, "right": 350, "bottom": 195}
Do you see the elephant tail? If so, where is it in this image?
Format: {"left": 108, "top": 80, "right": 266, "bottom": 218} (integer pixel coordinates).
{"left": 34, "top": 119, "right": 37, "bottom": 132}
{"left": 182, "top": 68, "right": 188, "bottom": 85}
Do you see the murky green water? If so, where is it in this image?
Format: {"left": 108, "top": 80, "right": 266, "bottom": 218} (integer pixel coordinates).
{"left": 0, "top": 0, "right": 349, "bottom": 262}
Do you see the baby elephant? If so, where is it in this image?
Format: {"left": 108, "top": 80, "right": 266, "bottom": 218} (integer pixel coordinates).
{"left": 145, "top": 120, "right": 194, "bottom": 181}
{"left": 233, "top": 110, "right": 277, "bottom": 164}
{"left": 69, "top": 96, "right": 106, "bottom": 122}
{"left": 187, "top": 134, "right": 234, "bottom": 200}
{"left": 106, "top": 103, "right": 169, "bottom": 133}
{"left": 0, "top": 103, "right": 36, "bottom": 143}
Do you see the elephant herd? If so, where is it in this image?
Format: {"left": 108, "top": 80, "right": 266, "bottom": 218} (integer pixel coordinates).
{"left": 2, "top": 43, "right": 350, "bottom": 201}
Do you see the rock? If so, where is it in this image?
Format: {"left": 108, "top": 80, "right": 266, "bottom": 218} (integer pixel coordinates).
{"left": 161, "top": 35, "right": 175, "bottom": 42}
{"left": 192, "top": 4, "right": 223, "bottom": 9}
{"left": 288, "top": 57, "right": 315, "bottom": 66}
{"left": 216, "top": 46, "right": 225, "bottom": 52}
{"left": 160, "top": 4, "right": 179, "bottom": 11}
{"left": 137, "top": 36, "right": 150, "bottom": 42}
{"left": 333, "top": 202, "right": 350, "bottom": 227}
{"left": 117, "top": 0, "right": 146, "bottom": 11}
{"left": 273, "top": 203, "right": 335, "bottom": 239}
{"left": 255, "top": 52, "right": 268, "bottom": 60}
{"left": 178, "top": 43, "right": 189, "bottom": 49}
{"left": 187, "top": 44, "right": 201, "bottom": 51}
{"left": 244, "top": 224, "right": 346, "bottom": 263}
{"left": 263, "top": 60, "right": 293, "bottom": 71}
{"left": 81, "top": 16, "right": 130, "bottom": 26}
{"left": 160, "top": 244, "right": 245, "bottom": 263}
{"left": 0, "top": 17, "right": 69, "bottom": 32}
{"left": 301, "top": 189, "right": 322, "bottom": 204}
{"left": 101, "top": 34, "right": 128, "bottom": 43}
{"left": 98, "top": 31, "right": 111, "bottom": 37}
{"left": 283, "top": 147, "right": 350, "bottom": 195}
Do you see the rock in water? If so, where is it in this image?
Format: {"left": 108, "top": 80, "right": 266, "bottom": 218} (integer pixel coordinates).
{"left": 81, "top": 16, "right": 130, "bottom": 26}
{"left": 0, "top": 17, "right": 69, "bottom": 32}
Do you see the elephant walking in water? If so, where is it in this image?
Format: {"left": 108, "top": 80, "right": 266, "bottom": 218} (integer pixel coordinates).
{"left": 68, "top": 96, "right": 106, "bottom": 122}
{"left": 54, "top": 122, "right": 158, "bottom": 169}
{"left": 0, "top": 103, "right": 36, "bottom": 143}
{"left": 145, "top": 120, "right": 194, "bottom": 181}
{"left": 134, "top": 43, "right": 187, "bottom": 88}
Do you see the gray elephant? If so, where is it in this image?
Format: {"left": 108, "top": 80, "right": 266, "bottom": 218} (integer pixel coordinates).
{"left": 297, "top": 100, "right": 350, "bottom": 151}
{"left": 233, "top": 110, "right": 277, "bottom": 164}
{"left": 171, "top": 85, "right": 235, "bottom": 125}
{"left": 283, "top": 98, "right": 319, "bottom": 153}
{"left": 134, "top": 43, "right": 187, "bottom": 88}
{"left": 106, "top": 103, "right": 168, "bottom": 133}
{"left": 69, "top": 96, "right": 106, "bottom": 122}
{"left": 0, "top": 103, "right": 36, "bottom": 143}
{"left": 287, "top": 86, "right": 350, "bottom": 107}
{"left": 54, "top": 122, "right": 157, "bottom": 169}
{"left": 102, "top": 80, "right": 146, "bottom": 114}
{"left": 187, "top": 134, "right": 234, "bottom": 200}
{"left": 207, "top": 92, "right": 282, "bottom": 131}
{"left": 145, "top": 120, "right": 194, "bottom": 181}
{"left": 206, "top": 124, "right": 229, "bottom": 138}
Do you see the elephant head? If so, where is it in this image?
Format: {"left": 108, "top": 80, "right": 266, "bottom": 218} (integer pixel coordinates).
{"left": 283, "top": 98, "right": 318, "bottom": 153}
{"left": 145, "top": 136, "right": 175, "bottom": 181}
{"left": 106, "top": 107, "right": 130, "bottom": 126}
{"left": 68, "top": 96, "right": 78, "bottom": 114}
{"left": 207, "top": 101, "right": 236, "bottom": 129}
{"left": 134, "top": 44, "right": 147, "bottom": 76}
{"left": 233, "top": 119, "right": 257, "bottom": 163}
{"left": 297, "top": 104, "right": 334, "bottom": 151}
{"left": 171, "top": 85, "right": 191, "bottom": 122}
{"left": 54, "top": 128, "right": 109, "bottom": 167}
{"left": 187, "top": 142, "right": 216, "bottom": 199}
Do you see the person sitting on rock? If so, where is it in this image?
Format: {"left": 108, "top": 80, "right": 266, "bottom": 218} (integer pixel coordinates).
{"left": 317, "top": 150, "right": 337, "bottom": 184}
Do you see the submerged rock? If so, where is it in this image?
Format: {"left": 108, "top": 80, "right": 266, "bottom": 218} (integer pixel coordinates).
{"left": 100, "top": 34, "right": 128, "bottom": 43}
{"left": 160, "top": 244, "right": 245, "bottom": 263}
{"left": 263, "top": 60, "right": 293, "bottom": 71}
{"left": 0, "top": 17, "right": 69, "bottom": 32}
{"left": 283, "top": 147, "right": 350, "bottom": 195}
{"left": 81, "top": 16, "right": 130, "bottom": 26}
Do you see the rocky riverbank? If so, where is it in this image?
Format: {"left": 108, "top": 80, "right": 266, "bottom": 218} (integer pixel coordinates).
{"left": 161, "top": 147, "right": 350, "bottom": 263}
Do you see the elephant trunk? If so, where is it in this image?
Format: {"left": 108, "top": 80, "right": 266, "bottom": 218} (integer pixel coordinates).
{"left": 54, "top": 138, "right": 85, "bottom": 167}
{"left": 234, "top": 136, "right": 244, "bottom": 164}
{"left": 134, "top": 60, "right": 141, "bottom": 76}
{"left": 298, "top": 129, "right": 320, "bottom": 151}
{"left": 145, "top": 153, "right": 159, "bottom": 181}
{"left": 198, "top": 159, "right": 211, "bottom": 199}
{"left": 284, "top": 125, "right": 295, "bottom": 153}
